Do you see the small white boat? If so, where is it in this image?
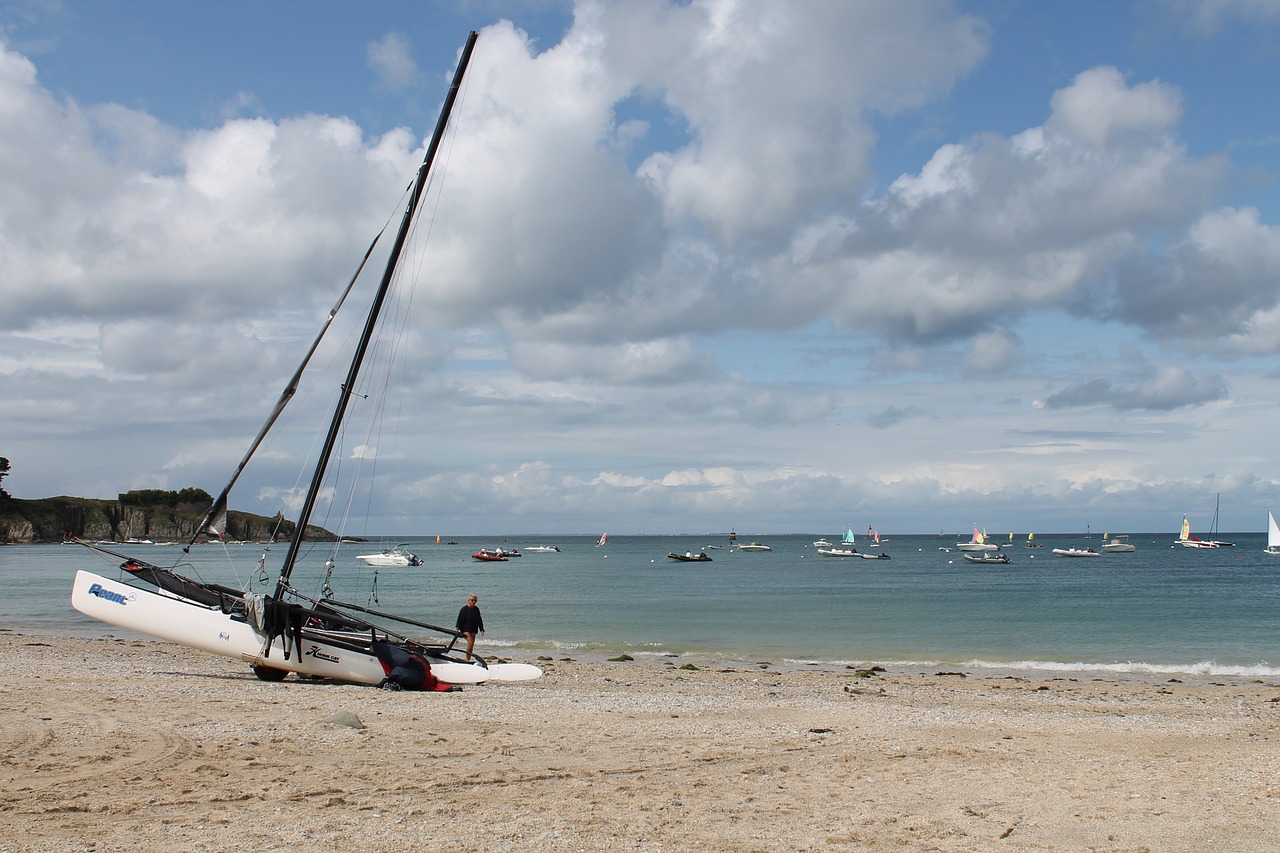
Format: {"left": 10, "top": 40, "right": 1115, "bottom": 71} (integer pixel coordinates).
{"left": 1265, "top": 512, "right": 1280, "bottom": 555}
{"left": 813, "top": 539, "right": 833, "bottom": 548}
{"left": 525, "top": 545, "right": 561, "bottom": 553}
{"left": 355, "top": 544, "right": 423, "bottom": 566}
{"left": 1102, "top": 534, "right": 1135, "bottom": 553}
{"left": 817, "top": 546, "right": 858, "bottom": 557}
{"left": 1052, "top": 547, "right": 1100, "bottom": 558}
{"left": 736, "top": 542, "right": 772, "bottom": 552}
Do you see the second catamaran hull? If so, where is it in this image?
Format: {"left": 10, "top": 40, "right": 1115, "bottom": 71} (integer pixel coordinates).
{"left": 70, "top": 570, "right": 493, "bottom": 685}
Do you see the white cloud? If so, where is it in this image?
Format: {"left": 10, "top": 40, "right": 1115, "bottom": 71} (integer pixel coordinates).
{"left": 1047, "top": 66, "right": 1181, "bottom": 149}
{"left": 367, "top": 33, "right": 421, "bottom": 89}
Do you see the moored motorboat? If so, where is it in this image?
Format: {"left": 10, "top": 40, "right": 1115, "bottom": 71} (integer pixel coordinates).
{"left": 1102, "top": 534, "right": 1135, "bottom": 553}
{"left": 667, "top": 551, "right": 712, "bottom": 562}
{"left": 1052, "top": 547, "right": 1100, "bottom": 557}
{"left": 355, "top": 544, "right": 423, "bottom": 566}
{"left": 817, "top": 546, "right": 858, "bottom": 557}
{"left": 471, "top": 549, "right": 508, "bottom": 562}
{"left": 524, "top": 545, "right": 561, "bottom": 553}
{"left": 736, "top": 542, "right": 772, "bottom": 552}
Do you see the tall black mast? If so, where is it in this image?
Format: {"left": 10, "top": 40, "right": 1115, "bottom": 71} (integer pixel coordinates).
{"left": 275, "top": 30, "right": 479, "bottom": 596}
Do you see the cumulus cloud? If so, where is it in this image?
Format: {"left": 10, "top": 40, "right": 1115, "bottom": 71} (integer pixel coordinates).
{"left": 799, "top": 64, "right": 1225, "bottom": 347}
{"left": 602, "top": 0, "right": 989, "bottom": 241}
{"left": 1117, "top": 206, "right": 1280, "bottom": 352}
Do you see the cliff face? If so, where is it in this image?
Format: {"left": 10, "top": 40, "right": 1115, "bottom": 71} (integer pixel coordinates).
{"left": 0, "top": 497, "right": 331, "bottom": 545}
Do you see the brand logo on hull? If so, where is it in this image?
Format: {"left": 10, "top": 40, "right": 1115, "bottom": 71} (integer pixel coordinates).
{"left": 305, "top": 645, "right": 339, "bottom": 663}
{"left": 87, "top": 583, "right": 131, "bottom": 605}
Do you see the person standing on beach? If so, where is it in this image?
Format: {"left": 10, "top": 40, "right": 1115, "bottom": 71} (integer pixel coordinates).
{"left": 455, "top": 594, "right": 484, "bottom": 660}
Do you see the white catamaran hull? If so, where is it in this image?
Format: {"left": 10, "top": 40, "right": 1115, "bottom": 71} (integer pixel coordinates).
{"left": 70, "top": 570, "right": 502, "bottom": 685}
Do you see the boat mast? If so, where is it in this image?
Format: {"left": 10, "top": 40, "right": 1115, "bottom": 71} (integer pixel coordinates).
{"left": 275, "top": 30, "right": 479, "bottom": 596}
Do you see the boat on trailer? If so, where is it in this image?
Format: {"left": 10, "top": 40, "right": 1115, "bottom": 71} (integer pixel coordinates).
{"left": 70, "top": 32, "right": 539, "bottom": 690}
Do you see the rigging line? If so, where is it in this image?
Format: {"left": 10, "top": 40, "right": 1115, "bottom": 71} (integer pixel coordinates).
{"left": 277, "top": 30, "right": 478, "bottom": 594}
{"left": 338, "top": 55, "right": 478, "bottom": 542}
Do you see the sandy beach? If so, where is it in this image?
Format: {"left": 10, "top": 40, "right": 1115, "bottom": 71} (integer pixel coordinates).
{"left": 1, "top": 633, "right": 1277, "bottom": 851}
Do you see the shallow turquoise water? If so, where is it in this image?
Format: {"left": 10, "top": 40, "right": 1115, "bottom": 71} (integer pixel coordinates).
{"left": 4, "top": 532, "right": 1277, "bottom": 677}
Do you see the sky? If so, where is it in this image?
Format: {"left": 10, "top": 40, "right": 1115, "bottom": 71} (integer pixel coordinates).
{"left": 2, "top": 0, "right": 1280, "bottom": 537}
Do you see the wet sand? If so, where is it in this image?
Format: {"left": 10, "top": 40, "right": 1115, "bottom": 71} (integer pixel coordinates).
{"left": 2, "top": 632, "right": 1278, "bottom": 851}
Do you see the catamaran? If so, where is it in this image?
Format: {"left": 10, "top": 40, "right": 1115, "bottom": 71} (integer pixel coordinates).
{"left": 70, "top": 32, "right": 539, "bottom": 690}
{"left": 1176, "top": 514, "right": 1219, "bottom": 548}
{"left": 957, "top": 527, "right": 999, "bottom": 552}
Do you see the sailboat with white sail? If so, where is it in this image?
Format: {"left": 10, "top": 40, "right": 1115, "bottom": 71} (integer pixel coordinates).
{"left": 70, "top": 32, "right": 539, "bottom": 689}
{"left": 1265, "top": 512, "right": 1280, "bottom": 556}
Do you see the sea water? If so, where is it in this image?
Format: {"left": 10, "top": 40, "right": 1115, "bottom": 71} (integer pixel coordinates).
{"left": 3, "top": 532, "right": 1278, "bottom": 679}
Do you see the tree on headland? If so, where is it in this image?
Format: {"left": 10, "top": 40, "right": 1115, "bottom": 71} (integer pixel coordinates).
{"left": 118, "top": 487, "right": 213, "bottom": 507}
{"left": 0, "top": 457, "right": 11, "bottom": 500}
